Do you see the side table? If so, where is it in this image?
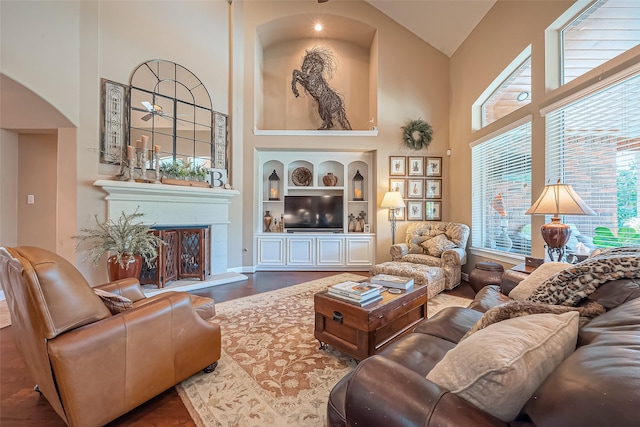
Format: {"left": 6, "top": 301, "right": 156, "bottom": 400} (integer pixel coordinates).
{"left": 501, "top": 263, "right": 535, "bottom": 295}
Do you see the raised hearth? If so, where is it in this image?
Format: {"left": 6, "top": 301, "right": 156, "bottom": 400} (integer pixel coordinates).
{"left": 94, "top": 180, "right": 245, "bottom": 290}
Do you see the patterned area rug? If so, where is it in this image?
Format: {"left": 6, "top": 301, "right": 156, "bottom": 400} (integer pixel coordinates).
{"left": 176, "top": 273, "right": 472, "bottom": 427}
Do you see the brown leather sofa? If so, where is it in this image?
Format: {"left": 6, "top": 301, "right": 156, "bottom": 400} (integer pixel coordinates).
{"left": 0, "top": 246, "right": 221, "bottom": 427}
{"left": 327, "top": 272, "right": 640, "bottom": 426}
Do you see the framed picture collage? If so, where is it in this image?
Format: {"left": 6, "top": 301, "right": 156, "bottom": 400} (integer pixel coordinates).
{"left": 389, "top": 156, "right": 442, "bottom": 221}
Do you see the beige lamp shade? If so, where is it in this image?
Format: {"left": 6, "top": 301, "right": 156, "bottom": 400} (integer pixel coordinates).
{"left": 381, "top": 191, "right": 406, "bottom": 209}
{"left": 525, "top": 183, "right": 596, "bottom": 216}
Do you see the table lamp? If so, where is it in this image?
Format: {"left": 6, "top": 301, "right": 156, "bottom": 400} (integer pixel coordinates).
{"left": 381, "top": 191, "right": 406, "bottom": 245}
{"left": 525, "top": 181, "right": 595, "bottom": 261}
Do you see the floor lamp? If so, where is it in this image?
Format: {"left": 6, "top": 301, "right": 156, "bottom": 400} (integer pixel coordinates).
{"left": 525, "top": 181, "right": 595, "bottom": 261}
{"left": 381, "top": 191, "right": 406, "bottom": 245}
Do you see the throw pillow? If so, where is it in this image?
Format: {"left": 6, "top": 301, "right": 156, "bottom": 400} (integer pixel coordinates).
{"left": 408, "top": 235, "right": 428, "bottom": 254}
{"left": 93, "top": 288, "right": 134, "bottom": 314}
{"left": 461, "top": 300, "right": 605, "bottom": 340}
{"left": 426, "top": 311, "right": 579, "bottom": 422}
{"left": 508, "top": 262, "right": 569, "bottom": 301}
{"left": 422, "top": 234, "right": 456, "bottom": 257}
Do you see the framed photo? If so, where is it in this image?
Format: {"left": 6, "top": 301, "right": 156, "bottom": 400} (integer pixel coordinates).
{"left": 425, "top": 179, "right": 442, "bottom": 199}
{"left": 390, "top": 156, "right": 406, "bottom": 176}
{"left": 389, "top": 205, "right": 405, "bottom": 221}
{"left": 100, "top": 79, "right": 129, "bottom": 165}
{"left": 363, "top": 224, "right": 371, "bottom": 233}
{"left": 389, "top": 178, "right": 406, "bottom": 198}
{"left": 407, "top": 179, "right": 424, "bottom": 198}
{"left": 407, "top": 201, "right": 424, "bottom": 221}
{"left": 426, "top": 157, "right": 442, "bottom": 177}
{"left": 408, "top": 156, "right": 424, "bottom": 176}
{"left": 425, "top": 201, "right": 442, "bottom": 221}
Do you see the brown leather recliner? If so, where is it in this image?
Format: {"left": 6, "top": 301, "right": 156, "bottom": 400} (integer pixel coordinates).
{"left": 0, "top": 246, "right": 221, "bottom": 427}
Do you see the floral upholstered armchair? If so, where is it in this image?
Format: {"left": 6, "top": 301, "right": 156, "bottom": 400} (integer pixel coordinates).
{"left": 390, "top": 221, "right": 470, "bottom": 289}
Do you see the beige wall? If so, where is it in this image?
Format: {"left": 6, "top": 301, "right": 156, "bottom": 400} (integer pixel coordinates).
{"left": 17, "top": 133, "right": 58, "bottom": 251}
{"left": 449, "top": 0, "right": 640, "bottom": 273}
{"left": 0, "top": 130, "right": 19, "bottom": 247}
{"left": 238, "top": 1, "right": 450, "bottom": 268}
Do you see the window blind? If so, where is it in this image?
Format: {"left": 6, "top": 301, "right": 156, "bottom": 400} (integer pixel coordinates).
{"left": 472, "top": 121, "right": 532, "bottom": 255}
{"left": 545, "top": 71, "right": 640, "bottom": 249}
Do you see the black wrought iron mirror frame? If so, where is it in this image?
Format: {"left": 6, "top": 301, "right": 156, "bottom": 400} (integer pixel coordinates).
{"left": 126, "top": 59, "right": 228, "bottom": 184}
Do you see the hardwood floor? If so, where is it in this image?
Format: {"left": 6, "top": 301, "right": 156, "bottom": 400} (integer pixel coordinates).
{"left": 0, "top": 271, "right": 474, "bottom": 426}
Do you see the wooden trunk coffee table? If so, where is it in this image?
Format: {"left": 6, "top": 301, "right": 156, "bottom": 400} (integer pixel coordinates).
{"left": 314, "top": 283, "right": 428, "bottom": 361}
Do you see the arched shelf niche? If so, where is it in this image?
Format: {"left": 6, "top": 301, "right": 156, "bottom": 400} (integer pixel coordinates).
{"left": 255, "top": 14, "right": 378, "bottom": 133}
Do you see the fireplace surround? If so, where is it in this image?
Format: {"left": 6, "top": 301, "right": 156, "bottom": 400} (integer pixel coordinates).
{"left": 94, "top": 180, "right": 245, "bottom": 291}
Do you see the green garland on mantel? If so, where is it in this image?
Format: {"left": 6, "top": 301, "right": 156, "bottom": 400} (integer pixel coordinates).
{"left": 402, "top": 119, "right": 433, "bottom": 150}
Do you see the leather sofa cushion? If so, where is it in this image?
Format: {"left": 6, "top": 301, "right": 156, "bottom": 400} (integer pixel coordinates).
{"left": 378, "top": 333, "right": 455, "bottom": 377}
{"left": 427, "top": 311, "right": 579, "bottom": 422}
{"left": 467, "top": 285, "right": 512, "bottom": 313}
{"left": 414, "top": 307, "right": 482, "bottom": 343}
{"left": 525, "top": 298, "right": 640, "bottom": 426}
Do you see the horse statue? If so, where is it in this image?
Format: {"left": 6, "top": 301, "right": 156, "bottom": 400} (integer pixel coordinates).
{"left": 291, "top": 47, "right": 352, "bottom": 130}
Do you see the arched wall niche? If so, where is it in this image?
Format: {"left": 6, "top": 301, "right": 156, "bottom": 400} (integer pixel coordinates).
{"left": 255, "top": 14, "right": 377, "bottom": 131}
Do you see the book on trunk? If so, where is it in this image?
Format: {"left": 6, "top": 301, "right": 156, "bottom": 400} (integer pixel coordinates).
{"left": 327, "top": 291, "right": 383, "bottom": 306}
{"left": 329, "top": 281, "right": 382, "bottom": 299}
{"left": 370, "top": 274, "right": 414, "bottom": 290}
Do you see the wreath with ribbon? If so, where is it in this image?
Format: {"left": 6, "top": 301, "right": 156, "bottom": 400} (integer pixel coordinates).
{"left": 402, "top": 119, "right": 433, "bottom": 150}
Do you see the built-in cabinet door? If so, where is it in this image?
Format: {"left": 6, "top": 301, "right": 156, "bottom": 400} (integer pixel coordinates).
{"left": 257, "top": 237, "right": 285, "bottom": 265}
{"left": 287, "top": 237, "right": 315, "bottom": 265}
{"left": 317, "top": 237, "right": 345, "bottom": 266}
{"left": 346, "top": 236, "right": 374, "bottom": 265}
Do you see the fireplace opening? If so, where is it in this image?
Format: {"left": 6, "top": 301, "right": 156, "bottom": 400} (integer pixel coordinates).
{"left": 140, "top": 225, "right": 209, "bottom": 288}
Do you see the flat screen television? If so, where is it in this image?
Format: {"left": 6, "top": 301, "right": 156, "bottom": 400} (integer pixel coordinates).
{"left": 284, "top": 195, "right": 344, "bottom": 232}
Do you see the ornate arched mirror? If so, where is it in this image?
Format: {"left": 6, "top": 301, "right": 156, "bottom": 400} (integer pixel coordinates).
{"left": 128, "top": 60, "right": 228, "bottom": 184}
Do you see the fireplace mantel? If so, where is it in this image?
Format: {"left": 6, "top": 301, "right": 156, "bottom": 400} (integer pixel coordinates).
{"left": 94, "top": 179, "right": 244, "bottom": 293}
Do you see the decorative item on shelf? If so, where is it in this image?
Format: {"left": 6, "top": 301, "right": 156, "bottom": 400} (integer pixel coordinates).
{"left": 73, "top": 209, "right": 164, "bottom": 281}
{"left": 153, "top": 145, "right": 161, "bottom": 184}
{"left": 356, "top": 211, "right": 366, "bottom": 232}
{"left": 352, "top": 170, "right": 364, "bottom": 201}
{"left": 159, "top": 159, "right": 212, "bottom": 188}
{"left": 291, "top": 47, "right": 352, "bottom": 130}
{"left": 381, "top": 191, "right": 406, "bottom": 244}
{"left": 272, "top": 218, "right": 278, "bottom": 232}
{"left": 348, "top": 213, "right": 356, "bottom": 232}
{"left": 525, "top": 180, "right": 596, "bottom": 261}
{"left": 264, "top": 211, "right": 273, "bottom": 232}
{"left": 323, "top": 172, "right": 338, "bottom": 186}
{"left": 402, "top": 118, "right": 433, "bottom": 150}
{"left": 280, "top": 214, "right": 285, "bottom": 232}
{"left": 268, "top": 169, "right": 280, "bottom": 200}
{"left": 292, "top": 167, "right": 312, "bottom": 186}
{"left": 138, "top": 135, "right": 149, "bottom": 182}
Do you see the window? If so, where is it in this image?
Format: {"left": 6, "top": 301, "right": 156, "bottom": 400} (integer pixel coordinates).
{"left": 482, "top": 57, "right": 532, "bottom": 127}
{"left": 544, "top": 69, "right": 640, "bottom": 250}
{"left": 562, "top": 0, "right": 640, "bottom": 84}
{"left": 471, "top": 119, "right": 532, "bottom": 256}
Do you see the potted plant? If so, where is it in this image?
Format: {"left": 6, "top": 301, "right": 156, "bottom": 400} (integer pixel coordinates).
{"left": 75, "top": 209, "right": 163, "bottom": 281}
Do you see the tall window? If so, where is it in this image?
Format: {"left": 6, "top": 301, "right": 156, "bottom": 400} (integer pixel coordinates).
{"left": 471, "top": 120, "right": 532, "bottom": 255}
{"left": 482, "top": 57, "right": 532, "bottom": 127}
{"left": 544, "top": 70, "right": 640, "bottom": 250}
{"left": 562, "top": 0, "right": 640, "bottom": 84}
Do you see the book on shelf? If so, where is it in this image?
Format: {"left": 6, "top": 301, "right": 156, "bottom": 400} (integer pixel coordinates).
{"left": 327, "top": 291, "right": 383, "bottom": 306}
{"left": 370, "top": 274, "right": 415, "bottom": 290}
{"left": 329, "top": 281, "right": 382, "bottom": 299}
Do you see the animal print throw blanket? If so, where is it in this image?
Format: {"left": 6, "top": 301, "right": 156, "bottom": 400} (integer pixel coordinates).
{"left": 463, "top": 247, "right": 640, "bottom": 339}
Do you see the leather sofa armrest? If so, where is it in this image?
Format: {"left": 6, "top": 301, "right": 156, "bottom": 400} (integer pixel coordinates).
{"left": 344, "top": 356, "right": 506, "bottom": 427}
{"left": 94, "top": 278, "right": 146, "bottom": 302}
{"left": 500, "top": 269, "right": 530, "bottom": 295}
{"left": 441, "top": 247, "right": 467, "bottom": 266}
{"left": 390, "top": 243, "right": 409, "bottom": 260}
{"left": 467, "top": 285, "right": 513, "bottom": 313}
{"left": 47, "top": 292, "right": 221, "bottom": 426}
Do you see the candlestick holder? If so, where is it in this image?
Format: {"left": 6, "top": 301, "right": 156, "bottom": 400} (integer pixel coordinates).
{"left": 127, "top": 158, "right": 135, "bottom": 182}
{"left": 154, "top": 155, "right": 161, "bottom": 184}
{"left": 140, "top": 150, "right": 148, "bottom": 181}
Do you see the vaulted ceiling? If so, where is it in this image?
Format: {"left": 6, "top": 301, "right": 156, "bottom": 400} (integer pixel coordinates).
{"left": 365, "top": 0, "right": 497, "bottom": 57}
